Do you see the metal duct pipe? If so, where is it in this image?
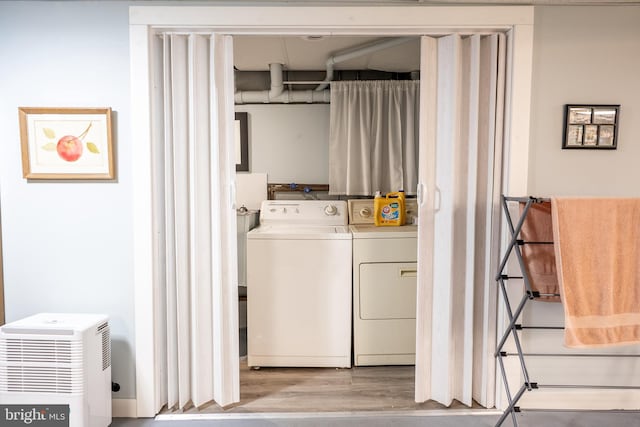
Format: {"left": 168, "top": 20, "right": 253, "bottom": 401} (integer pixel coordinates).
{"left": 235, "top": 89, "right": 330, "bottom": 104}
{"left": 235, "top": 63, "right": 330, "bottom": 104}
{"left": 315, "top": 37, "right": 414, "bottom": 91}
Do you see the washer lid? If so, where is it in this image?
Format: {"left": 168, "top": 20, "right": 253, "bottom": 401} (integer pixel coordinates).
{"left": 350, "top": 224, "right": 418, "bottom": 239}
{"left": 248, "top": 225, "right": 352, "bottom": 240}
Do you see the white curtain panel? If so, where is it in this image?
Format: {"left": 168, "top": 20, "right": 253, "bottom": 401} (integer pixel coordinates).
{"left": 329, "top": 80, "right": 420, "bottom": 196}
{"left": 153, "top": 32, "right": 239, "bottom": 411}
{"left": 415, "top": 33, "right": 505, "bottom": 408}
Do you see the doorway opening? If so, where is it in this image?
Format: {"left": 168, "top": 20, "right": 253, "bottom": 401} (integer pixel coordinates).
{"left": 155, "top": 30, "right": 502, "bottom": 416}
{"left": 130, "top": 5, "right": 535, "bottom": 418}
{"left": 227, "top": 34, "right": 426, "bottom": 414}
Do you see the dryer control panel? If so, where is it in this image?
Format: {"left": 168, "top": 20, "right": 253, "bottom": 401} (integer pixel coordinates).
{"left": 348, "top": 198, "right": 418, "bottom": 225}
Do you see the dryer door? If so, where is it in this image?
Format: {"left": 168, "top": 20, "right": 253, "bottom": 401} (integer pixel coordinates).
{"left": 359, "top": 262, "right": 417, "bottom": 320}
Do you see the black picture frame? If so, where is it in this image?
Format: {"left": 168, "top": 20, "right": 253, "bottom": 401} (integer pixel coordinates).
{"left": 235, "top": 112, "right": 249, "bottom": 172}
{"left": 562, "top": 104, "right": 619, "bottom": 150}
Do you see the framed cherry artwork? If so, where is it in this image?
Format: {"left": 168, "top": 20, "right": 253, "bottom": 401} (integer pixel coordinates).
{"left": 19, "top": 107, "right": 114, "bottom": 180}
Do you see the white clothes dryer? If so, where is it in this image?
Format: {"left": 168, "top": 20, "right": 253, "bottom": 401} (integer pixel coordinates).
{"left": 349, "top": 198, "right": 418, "bottom": 366}
{"left": 247, "top": 200, "right": 352, "bottom": 368}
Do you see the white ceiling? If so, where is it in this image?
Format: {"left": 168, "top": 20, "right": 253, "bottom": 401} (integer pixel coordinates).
{"left": 233, "top": 36, "right": 421, "bottom": 72}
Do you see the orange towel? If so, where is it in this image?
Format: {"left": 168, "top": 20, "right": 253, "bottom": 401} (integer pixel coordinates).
{"left": 519, "top": 201, "right": 561, "bottom": 302}
{"left": 551, "top": 198, "right": 640, "bottom": 348}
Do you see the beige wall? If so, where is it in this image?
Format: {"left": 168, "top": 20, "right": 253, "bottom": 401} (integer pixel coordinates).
{"left": 528, "top": 5, "right": 640, "bottom": 197}
{"left": 521, "top": 6, "right": 640, "bottom": 409}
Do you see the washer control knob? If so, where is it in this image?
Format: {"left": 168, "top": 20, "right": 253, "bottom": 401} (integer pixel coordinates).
{"left": 324, "top": 205, "right": 338, "bottom": 216}
{"left": 359, "top": 207, "right": 372, "bottom": 218}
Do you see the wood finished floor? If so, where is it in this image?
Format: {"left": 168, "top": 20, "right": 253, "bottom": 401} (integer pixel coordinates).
{"left": 163, "top": 358, "right": 475, "bottom": 414}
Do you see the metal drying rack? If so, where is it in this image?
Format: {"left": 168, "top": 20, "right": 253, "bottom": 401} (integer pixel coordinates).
{"left": 494, "top": 195, "right": 640, "bottom": 426}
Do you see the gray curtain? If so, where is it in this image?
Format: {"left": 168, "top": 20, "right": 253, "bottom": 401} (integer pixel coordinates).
{"left": 329, "top": 80, "right": 419, "bottom": 196}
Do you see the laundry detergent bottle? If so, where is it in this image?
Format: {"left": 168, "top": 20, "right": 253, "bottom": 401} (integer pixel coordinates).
{"left": 374, "top": 191, "right": 406, "bottom": 226}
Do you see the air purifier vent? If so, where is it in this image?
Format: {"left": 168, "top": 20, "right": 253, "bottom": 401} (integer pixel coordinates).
{"left": 1, "top": 365, "right": 83, "bottom": 394}
{"left": 0, "top": 338, "right": 82, "bottom": 364}
{"left": 98, "top": 322, "right": 111, "bottom": 370}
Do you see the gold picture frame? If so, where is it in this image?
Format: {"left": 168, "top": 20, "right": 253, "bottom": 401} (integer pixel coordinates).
{"left": 19, "top": 107, "right": 114, "bottom": 179}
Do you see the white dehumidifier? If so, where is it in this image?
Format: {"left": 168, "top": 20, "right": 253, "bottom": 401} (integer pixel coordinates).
{"left": 0, "top": 313, "right": 112, "bottom": 427}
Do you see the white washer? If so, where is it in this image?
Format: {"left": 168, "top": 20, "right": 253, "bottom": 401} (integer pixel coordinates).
{"left": 349, "top": 199, "right": 418, "bottom": 366}
{"left": 247, "top": 200, "right": 352, "bottom": 368}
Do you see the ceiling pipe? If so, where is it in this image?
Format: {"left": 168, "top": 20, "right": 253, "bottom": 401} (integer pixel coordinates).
{"left": 268, "top": 62, "right": 284, "bottom": 99}
{"left": 315, "top": 37, "right": 415, "bottom": 91}
{"left": 235, "top": 63, "right": 330, "bottom": 104}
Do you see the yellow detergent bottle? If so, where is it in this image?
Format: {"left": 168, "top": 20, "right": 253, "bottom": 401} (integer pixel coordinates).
{"left": 397, "top": 190, "right": 406, "bottom": 217}
{"left": 374, "top": 191, "right": 406, "bottom": 226}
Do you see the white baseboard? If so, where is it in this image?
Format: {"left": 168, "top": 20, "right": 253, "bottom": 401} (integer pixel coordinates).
{"left": 113, "top": 398, "right": 137, "bottom": 418}
{"left": 156, "top": 409, "right": 502, "bottom": 421}
{"left": 520, "top": 389, "right": 640, "bottom": 410}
